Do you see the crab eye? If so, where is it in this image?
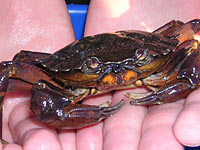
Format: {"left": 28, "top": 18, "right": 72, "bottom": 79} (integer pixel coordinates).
{"left": 135, "top": 49, "right": 148, "bottom": 60}
{"left": 86, "top": 57, "right": 99, "bottom": 69}
{"left": 81, "top": 57, "right": 101, "bottom": 74}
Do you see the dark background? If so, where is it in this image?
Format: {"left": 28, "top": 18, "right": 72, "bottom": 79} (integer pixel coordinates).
{"left": 66, "top": 0, "right": 90, "bottom": 4}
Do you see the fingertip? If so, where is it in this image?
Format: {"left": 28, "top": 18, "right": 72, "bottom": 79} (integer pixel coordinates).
{"left": 76, "top": 94, "right": 111, "bottom": 150}
{"left": 77, "top": 123, "right": 104, "bottom": 150}
{"left": 8, "top": 100, "right": 57, "bottom": 144}
{"left": 174, "top": 89, "right": 200, "bottom": 146}
{"left": 174, "top": 103, "right": 200, "bottom": 146}
{"left": 58, "top": 129, "right": 76, "bottom": 150}
{"left": 8, "top": 101, "right": 32, "bottom": 143}
{"left": 104, "top": 126, "right": 140, "bottom": 150}
{"left": 22, "top": 128, "right": 61, "bottom": 150}
{"left": 139, "top": 102, "right": 183, "bottom": 150}
{"left": 3, "top": 143, "right": 22, "bottom": 150}
{"left": 103, "top": 89, "right": 147, "bottom": 150}
{"left": 139, "top": 127, "right": 184, "bottom": 150}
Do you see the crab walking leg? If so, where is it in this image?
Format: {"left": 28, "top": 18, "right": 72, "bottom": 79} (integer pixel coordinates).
{"left": 130, "top": 40, "right": 200, "bottom": 105}
{"left": 13, "top": 50, "right": 51, "bottom": 62}
{"left": 129, "top": 80, "right": 194, "bottom": 105}
{"left": 31, "top": 80, "right": 124, "bottom": 128}
{"left": 137, "top": 40, "right": 199, "bottom": 89}
{"left": 153, "top": 20, "right": 184, "bottom": 35}
{"left": 0, "top": 61, "right": 12, "bottom": 141}
{"left": 168, "top": 19, "right": 200, "bottom": 44}
{"left": 0, "top": 61, "right": 12, "bottom": 103}
{"left": 0, "top": 50, "right": 53, "bottom": 105}
{"left": 154, "top": 19, "right": 200, "bottom": 44}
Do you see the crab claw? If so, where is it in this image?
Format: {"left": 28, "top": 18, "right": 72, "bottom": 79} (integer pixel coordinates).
{"left": 49, "top": 99, "right": 125, "bottom": 129}
{"left": 31, "top": 80, "right": 124, "bottom": 129}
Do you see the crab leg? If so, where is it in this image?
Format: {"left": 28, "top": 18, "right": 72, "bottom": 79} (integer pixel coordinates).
{"left": 153, "top": 20, "right": 184, "bottom": 35}
{"left": 13, "top": 50, "right": 51, "bottom": 62}
{"left": 0, "top": 50, "right": 52, "bottom": 103}
{"left": 140, "top": 40, "right": 197, "bottom": 88}
{"left": 154, "top": 19, "right": 200, "bottom": 44}
{"left": 47, "top": 100, "right": 124, "bottom": 129}
{"left": 31, "top": 80, "right": 124, "bottom": 128}
{"left": 168, "top": 19, "right": 200, "bottom": 44}
{"left": 130, "top": 40, "right": 200, "bottom": 105}
{"left": 0, "top": 50, "right": 59, "bottom": 94}
{"left": 0, "top": 61, "right": 12, "bottom": 103}
{"left": 130, "top": 80, "right": 194, "bottom": 105}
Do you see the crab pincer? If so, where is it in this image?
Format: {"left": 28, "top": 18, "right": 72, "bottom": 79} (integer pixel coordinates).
{"left": 30, "top": 80, "right": 124, "bottom": 128}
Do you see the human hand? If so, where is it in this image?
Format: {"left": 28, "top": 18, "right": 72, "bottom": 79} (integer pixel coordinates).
{"left": 1, "top": 0, "right": 200, "bottom": 150}
{"left": 83, "top": 1, "right": 200, "bottom": 149}
{"left": 1, "top": 0, "right": 75, "bottom": 149}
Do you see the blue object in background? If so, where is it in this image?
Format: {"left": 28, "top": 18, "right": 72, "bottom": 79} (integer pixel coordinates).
{"left": 67, "top": 4, "right": 200, "bottom": 150}
{"left": 67, "top": 4, "right": 88, "bottom": 39}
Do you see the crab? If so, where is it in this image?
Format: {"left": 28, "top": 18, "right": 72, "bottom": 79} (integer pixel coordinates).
{"left": 0, "top": 19, "right": 200, "bottom": 130}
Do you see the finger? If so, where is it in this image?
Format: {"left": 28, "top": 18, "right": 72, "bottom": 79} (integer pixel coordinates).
{"left": 76, "top": 93, "right": 112, "bottom": 150}
{"left": 8, "top": 100, "right": 63, "bottom": 149}
{"left": 0, "top": 0, "right": 74, "bottom": 60}
{"left": 3, "top": 143, "right": 22, "bottom": 150}
{"left": 77, "top": 123, "right": 103, "bottom": 150}
{"left": 22, "top": 128, "right": 62, "bottom": 150}
{"left": 85, "top": 0, "right": 138, "bottom": 35}
{"left": 57, "top": 130, "right": 76, "bottom": 150}
{"left": 174, "top": 88, "right": 200, "bottom": 146}
{"left": 8, "top": 101, "right": 50, "bottom": 144}
{"left": 140, "top": 102, "right": 184, "bottom": 150}
{"left": 85, "top": 0, "right": 200, "bottom": 36}
{"left": 3, "top": 93, "right": 30, "bottom": 142}
{"left": 104, "top": 88, "right": 147, "bottom": 150}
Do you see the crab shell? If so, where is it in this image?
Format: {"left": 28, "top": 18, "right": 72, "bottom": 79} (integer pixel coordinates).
{"left": 38, "top": 31, "right": 178, "bottom": 90}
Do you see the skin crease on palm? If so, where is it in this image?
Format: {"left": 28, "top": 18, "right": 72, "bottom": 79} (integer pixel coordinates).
{"left": 1, "top": 0, "right": 200, "bottom": 149}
